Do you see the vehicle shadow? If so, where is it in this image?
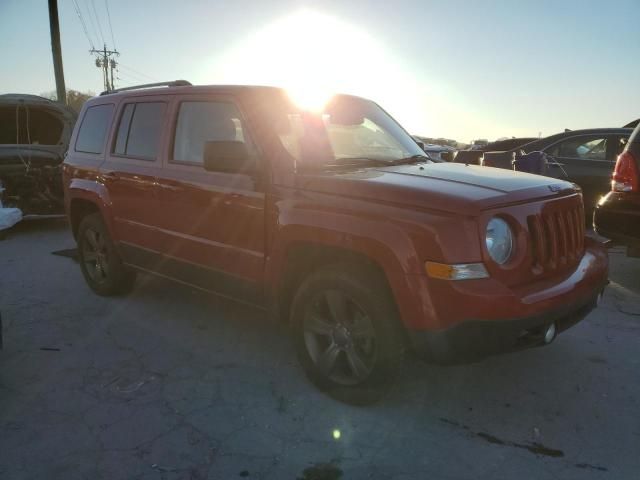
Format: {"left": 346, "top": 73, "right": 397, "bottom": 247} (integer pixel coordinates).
{"left": 0, "top": 216, "right": 68, "bottom": 240}
{"left": 126, "top": 271, "right": 607, "bottom": 416}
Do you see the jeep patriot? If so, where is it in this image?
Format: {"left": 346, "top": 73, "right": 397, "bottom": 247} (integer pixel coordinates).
{"left": 63, "top": 81, "right": 609, "bottom": 403}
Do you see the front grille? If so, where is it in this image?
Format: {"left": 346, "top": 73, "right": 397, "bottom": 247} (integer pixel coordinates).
{"left": 527, "top": 203, "right": 584, "bottom": 274}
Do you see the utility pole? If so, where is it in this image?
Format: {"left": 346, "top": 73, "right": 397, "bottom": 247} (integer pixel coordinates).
{"left": 91, "top": 44, "right": 119, "bottom": 92}
{"left": 48, "top": 0, "right": 67, "bottom": 104}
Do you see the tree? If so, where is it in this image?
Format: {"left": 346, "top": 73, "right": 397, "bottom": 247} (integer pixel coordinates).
{"left": 40, "top": 89, "right": 95, "bottom": 113}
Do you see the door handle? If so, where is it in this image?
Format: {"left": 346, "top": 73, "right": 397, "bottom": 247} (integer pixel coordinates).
{"left": 158, "top": 181, "right": 184, "bottom": 192}
{"left": 222, "top": 192, "right": 241, "bottom": 206}
{"left": 102, "top": 172, "right": 120, "bottom": 181}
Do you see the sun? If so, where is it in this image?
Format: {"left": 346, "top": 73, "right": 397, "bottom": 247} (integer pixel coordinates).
{"left": 204, "top": 9, "right": 428, "bottom": 121}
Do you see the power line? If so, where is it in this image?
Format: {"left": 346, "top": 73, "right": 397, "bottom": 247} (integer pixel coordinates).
{"left": 117, "top": 62, "right": 158, "bottom": 82}
{"left": 83, "top": 0, "right": 101, "bottom": 47}
{"left": 115, "top": 69, "right": 148, "bottom": 84}
{"left": 104, "top": 0, "right": 117, "bottom": 50}
{"left": 115, "top": 74, "right": 146, "bottom": 87}
{"left": 90, "top": 0, "right": 105, "bottom": 46}
{"left": 71, "top": 0, "right": 94, "bottom": 49}
{"left": 117, "top": 65, "right": 155, "bottom": 82}
{"left": 116, "top": 69, "right": 150, "bottom": 83}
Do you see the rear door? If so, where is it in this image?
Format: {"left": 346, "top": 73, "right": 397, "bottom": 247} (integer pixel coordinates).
{"left": 155, "top": 95, "right": 266, "bottom": 301}
{"left": 100, "top": 97, "right": 169, "bottom": 255}
{"left": 545, "top": 134, "right": 618, "bottom": 211}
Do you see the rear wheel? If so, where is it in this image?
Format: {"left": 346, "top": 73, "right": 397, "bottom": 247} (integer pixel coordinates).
{"left": 291, "top": 265, "right": 405, "bottom": 405}
{"left": 77, "top": 213, "right": 135, "bottom": 296}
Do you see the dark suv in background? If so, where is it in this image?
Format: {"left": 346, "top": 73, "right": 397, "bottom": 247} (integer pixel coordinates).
{"left": 594, "top": 122, "right": 640, "bottom": 257}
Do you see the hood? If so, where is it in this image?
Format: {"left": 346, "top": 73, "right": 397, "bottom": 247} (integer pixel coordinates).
{"left": 0, "top": 94, "right": 77, "bottom": 124}
{"left": 0, "top": 94, "right": 77, "bottom": 150}
{"left": 294, "top": 162, "right": 579, "bottom": 215}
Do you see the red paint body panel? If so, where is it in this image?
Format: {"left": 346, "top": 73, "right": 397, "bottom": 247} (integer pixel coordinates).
{"left": 63, "top": 85, "right": 609, "bottom": 338}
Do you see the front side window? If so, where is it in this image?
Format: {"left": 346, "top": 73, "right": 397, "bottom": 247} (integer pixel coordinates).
{"left": 113, "top": 102, "right": 166, "bottom": 159}
{"left": 173, "top": 101, "right": 247, "bottom": 164}
{"left": 75, "top": 104, "right": 114, "bottom": 154}
{"left": 549, "top": 136, "right": 607, "bottom": 161}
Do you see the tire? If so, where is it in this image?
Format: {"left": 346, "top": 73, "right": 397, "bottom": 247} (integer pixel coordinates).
{"left": 77, "top": 213, "right": 136, "bottom": 296}
{"left": 291, "top": 264, "right": 405, "bottom": 405}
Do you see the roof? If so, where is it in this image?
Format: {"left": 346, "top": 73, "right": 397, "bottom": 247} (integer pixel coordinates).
{"left": 557, "top": 128, "right": 633, "bottom": 135}
{"left": 519, "top": 127, "right": 634, "bottom": 153}
{"left": 94, "top": 81, "right": 372, "bottom": 104}
{"left": 97, "top": 82, "right": 287, "bottom": 100}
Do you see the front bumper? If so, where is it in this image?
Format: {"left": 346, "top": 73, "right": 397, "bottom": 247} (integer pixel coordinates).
{"left": 408, "top": 287, "right": 603, "bottom": 364}
{"left": 402, "top": 238, "right": 609, "bottom": 364}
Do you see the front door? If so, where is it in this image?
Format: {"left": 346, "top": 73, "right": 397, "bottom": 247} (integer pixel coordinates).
{"left": 155, "top": 95, "right": 266, "bottom": 302}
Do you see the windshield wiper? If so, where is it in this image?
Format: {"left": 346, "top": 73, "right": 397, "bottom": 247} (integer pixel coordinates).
{"left": 317, "top": 154, "right": 431, "bottom": 170}
{"left": 323, "top": 157, "right": 392, "bottom": 168}
{"left": 388, "top": 154, "right": 432, "bottom": 165}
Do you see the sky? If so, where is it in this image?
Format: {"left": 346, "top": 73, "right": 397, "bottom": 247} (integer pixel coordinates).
{"left": 1, "top": 0, "right": 639, "bottom": 141}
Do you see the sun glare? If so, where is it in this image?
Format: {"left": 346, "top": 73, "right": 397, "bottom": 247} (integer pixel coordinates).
{"left": 205, "top": 10, "right": 428, "bottom": 124}
{"left": 287, "top": 85, "right": 333, "bottom": 112}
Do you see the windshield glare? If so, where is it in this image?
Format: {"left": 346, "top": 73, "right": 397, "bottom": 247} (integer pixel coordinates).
{"left": 273, "top": 95, "right": 426, "bottom": 166}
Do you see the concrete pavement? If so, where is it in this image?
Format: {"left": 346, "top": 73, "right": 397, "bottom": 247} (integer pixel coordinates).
{"left": 1, "top": 218, "right": 639, "bottom": 479}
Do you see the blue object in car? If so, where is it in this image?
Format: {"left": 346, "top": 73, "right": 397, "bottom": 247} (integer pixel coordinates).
{"left": 513, "top": 151, "right": 548, "bottom": 175}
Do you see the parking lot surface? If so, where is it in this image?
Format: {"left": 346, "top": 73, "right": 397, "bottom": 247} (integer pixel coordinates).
{"left": 1, "top": 218, "right": 639, "bottom": 479}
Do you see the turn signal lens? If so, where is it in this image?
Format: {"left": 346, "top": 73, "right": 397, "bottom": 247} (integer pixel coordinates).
{"left": 425, "top": 262, "right": 489, "bottom": 280}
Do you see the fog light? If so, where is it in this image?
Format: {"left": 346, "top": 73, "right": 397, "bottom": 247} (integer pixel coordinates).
{"left": 544, "top": 323, "right": 556, "bottom": 344}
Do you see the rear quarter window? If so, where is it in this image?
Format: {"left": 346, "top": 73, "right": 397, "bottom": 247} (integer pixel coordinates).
{"left": 75, "top": 104, "right": 114, "bottom": 154}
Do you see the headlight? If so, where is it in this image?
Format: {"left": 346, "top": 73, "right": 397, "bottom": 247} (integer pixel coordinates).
{"left": 485, "top": 217, "right": 513, "bottom": 264}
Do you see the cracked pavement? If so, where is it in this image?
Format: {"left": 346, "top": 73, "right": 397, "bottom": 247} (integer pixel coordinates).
{"left": 1, "top": 218, "right": 639, "bottom": 479}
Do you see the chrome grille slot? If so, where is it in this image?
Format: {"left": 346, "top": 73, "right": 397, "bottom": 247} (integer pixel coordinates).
{"left": 528, "top": 203, "right": 584, "bottom": 275}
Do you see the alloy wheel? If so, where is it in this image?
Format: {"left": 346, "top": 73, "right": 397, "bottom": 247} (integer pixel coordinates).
{"left": 81, "top": 227, "right": 110, "bottom": 283}
{"left": 303, "top": 290, "right": 377, "bottom": 385}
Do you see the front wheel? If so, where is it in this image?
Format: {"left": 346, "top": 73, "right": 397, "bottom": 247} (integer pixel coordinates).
{"left": 77, "top": 213, "right": 136, "bottom": 296}
{"left": 291, "top": 265, "right": 405, "bottom": 405}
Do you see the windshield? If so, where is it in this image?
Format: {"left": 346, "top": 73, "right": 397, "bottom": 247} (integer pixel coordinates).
{"left": 268, "top": 93, "right": 427, "bottom": 166}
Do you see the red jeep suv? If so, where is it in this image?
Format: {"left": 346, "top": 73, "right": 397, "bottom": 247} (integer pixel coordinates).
{"left": 63, "top": 81, "right": 608, "bottom": 403}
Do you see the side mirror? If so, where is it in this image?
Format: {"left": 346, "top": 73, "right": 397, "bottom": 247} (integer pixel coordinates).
{"left": 203, "top": 141, "right": 254, "bottom": 173}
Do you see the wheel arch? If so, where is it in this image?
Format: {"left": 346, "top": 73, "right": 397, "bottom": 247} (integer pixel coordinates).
{"left": 274, "top": 241, "right": 401, "bottom": 327}
{"left": 69, "top": 198, "right": 100, "bottom": 239}
{"left": 66, "top": 179, "right": 114, "bottom": 240}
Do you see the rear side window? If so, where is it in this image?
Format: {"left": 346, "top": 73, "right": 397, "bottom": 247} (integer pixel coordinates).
{"left": 113, "top": 102, "right": 166, "bottom": 159}
{"left": 548, "top": 136, "right": 607, "bottom": 161}
{"left": 75, "top": 104, "right": 114, "bottom": 154}
{"left": 173, "top": 101, "right": 247, "bottom": 164}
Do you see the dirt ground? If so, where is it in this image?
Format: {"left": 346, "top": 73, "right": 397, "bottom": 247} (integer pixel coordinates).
{"left": 1, "top": 218, "right": 639, "bottom": 479}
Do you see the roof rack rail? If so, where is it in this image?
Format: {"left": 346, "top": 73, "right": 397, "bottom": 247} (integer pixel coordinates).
{"left": 100, "top": 80, "right": 192, "bottom": 96}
